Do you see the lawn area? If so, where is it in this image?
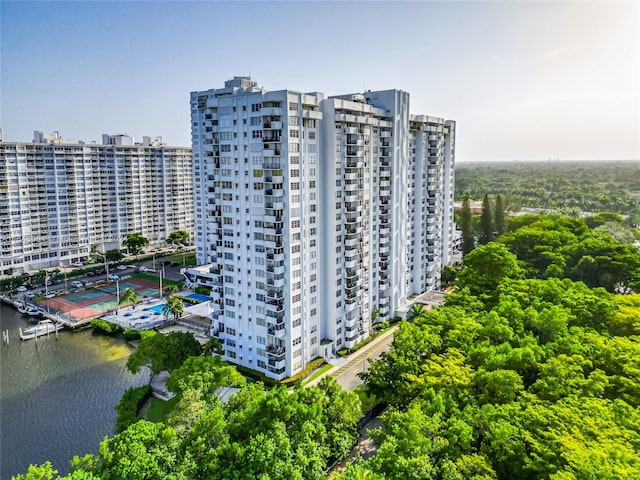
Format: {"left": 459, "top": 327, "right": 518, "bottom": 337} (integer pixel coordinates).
{"left": 144, "top": 395, "right": 180, "bottom": 423}
{"left": 302, "top": 363, "right": 333, "bottom": 385}
{"left": 353, "top": 386, "right": 379, "bottom": 415}
{"left": 134, "top": 272, "right": 183, "bottom": 288}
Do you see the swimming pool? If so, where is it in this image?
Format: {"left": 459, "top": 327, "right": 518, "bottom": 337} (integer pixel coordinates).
{"left": 148, "top": 304, "right": 166, "bottom": 314}
{"left": 186, "top": 293, "right": 210, "bottom": 302}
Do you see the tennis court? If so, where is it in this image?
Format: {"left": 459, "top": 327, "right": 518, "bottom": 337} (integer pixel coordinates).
{"left": 39, "top": 277, "right": 163, "bottom": 320}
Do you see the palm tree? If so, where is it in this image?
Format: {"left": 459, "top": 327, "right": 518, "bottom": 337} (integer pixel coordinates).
{"left": 162, "top": 295, "right": 184, "bottom": 322}
{"left": 118, "top": 288, "right": 138, "bottom": 310}
{"left": 164, "top": 284, "right": 179, "bottom": 295}
{"left": 371, "top": 307, "right": 381, "bottom": 325}
{"left": 408, "top": 303, "right": 428, "bottom": 323}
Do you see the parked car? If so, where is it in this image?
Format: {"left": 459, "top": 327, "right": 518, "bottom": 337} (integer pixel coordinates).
{"left": 138, "top": 266, "right": 150, "bottom": 272}
{"left": 71, "top": 262, "right": 83, "bottom": 267}
{"left": 45, "top": 292, "right": 56, "bottom": 299}
{"left": 71, "top": 281, "right": 84, "bottom": 288}
{"left": 84, "top": 281, "right": 93, "bottom": 287}
{"left": 24, "top": 292, "right": 35, "bottom": 299}
{"left": 17, "top": 286, "right": 27, "bottom": 292}
{"left": 116, "top": 265, "right": 127, "bottom": 271}
{"left": 86, "top": 271, "right": 95, "bottom": 277}
{"left": 108, "top": 274, "right": 120, "bottom": 281}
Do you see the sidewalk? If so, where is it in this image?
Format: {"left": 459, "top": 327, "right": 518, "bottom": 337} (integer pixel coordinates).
{"left": 306, "top": 325, "right": 399, "bottom": 388}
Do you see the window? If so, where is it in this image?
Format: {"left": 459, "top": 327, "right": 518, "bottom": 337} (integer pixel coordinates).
{"left": 289, "top": 102, "right": 299, "bottom": 111}
{"left": 290, "top": 129, "right": 299, "bottom": 138}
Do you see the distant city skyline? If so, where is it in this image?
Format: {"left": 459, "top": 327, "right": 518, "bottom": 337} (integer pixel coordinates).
{"left": 1, "top": 1, "right": 638, "bottom": 162}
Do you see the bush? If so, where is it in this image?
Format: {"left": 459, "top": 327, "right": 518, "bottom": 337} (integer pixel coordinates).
{"left": 194, "top": 286, "right": 211, "bottom": 296}
{"left": 115, "top": 385, "right": 151, "bottom": 433}
{"left": 374, "top": 321, "right": 390, "bottom": 331}
{"left": 123, "top": 328, "right": 141, "bottom": 340}
{"left": 91, "top": 319, "right": 122, "bottom": 335}
{"left": 232, "top": 357, "right": 326, "bottom": 387}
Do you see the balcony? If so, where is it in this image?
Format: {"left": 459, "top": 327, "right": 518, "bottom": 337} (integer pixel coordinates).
{"left": 265, "top": 175, "right": 284, "bottom": 183}
{"left": 266, "top": 252, "right": 285, "bottom": 262}
{"left": 266, "top": 277, "right": 285, "bottom": 288}
{"left": 379, "top": 246, "right": 389, "bottom": 254}
{"left": 302, "top": 110, "right": 322, "bottom": 120}
{"left": 379, "top": 189, "right": 390, "bottom": 197}
{"left": 344, "top": 194, "right": 359, "bottom": 203}
{"left": 343, "top": 238, "right": 358, "bottom": 249}
{"left": 268, "top": 323, "right": 286, "bottom": 338}
{"left": 268, "top": 357, "right": 286, "bottom": 369}
{"left": 263, "top": 121, "right": 283, "bottom": 130}
{"left": 379, "top": 236, "right": 390, "bottom": 245}
{"left": 265, "top": 201, "right": 284, "bottom": 210}
{"left": 379, "top": 297, "right": 390, "bottom": 306}
{"left": 345, "top": 258, "right": 358, "bottom": 269}
{"left": 266, "top": 345, "right": 286, "bottom": 357}
{"left": 261, "top": 107, "right": 282, "bottom": 116}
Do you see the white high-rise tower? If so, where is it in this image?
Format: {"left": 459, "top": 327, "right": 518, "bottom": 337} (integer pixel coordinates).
{"left": 190, "top": 77, "right": 455, "bottom": 380}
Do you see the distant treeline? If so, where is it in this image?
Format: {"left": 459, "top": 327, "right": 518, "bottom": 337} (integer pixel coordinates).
{"left": 455, "top": 160, "right": 640, "bottom": 218}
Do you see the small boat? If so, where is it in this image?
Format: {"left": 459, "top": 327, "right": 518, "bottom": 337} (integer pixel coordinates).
{"left": 19, "top": 320, "right": 64, "bottom": 341}
{"left": 17, "top": 303, "right": 41, "bottom": 316}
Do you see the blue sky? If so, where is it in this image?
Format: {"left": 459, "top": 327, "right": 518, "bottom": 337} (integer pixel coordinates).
{"left": 1, "top": 1, "right": 638, "bottom": 161}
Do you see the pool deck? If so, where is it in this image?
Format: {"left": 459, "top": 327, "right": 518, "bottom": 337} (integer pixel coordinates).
{"left": 101, "top": 291, "right": 206, "bottom": 331}
{"left": 102, "top": 298, "right": 170, "bottom": 331}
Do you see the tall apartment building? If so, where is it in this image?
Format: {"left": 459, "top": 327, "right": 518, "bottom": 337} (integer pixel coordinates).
{"left": 191, "top": 76, "right": 455, "bottom": 380}
{"left": 0, "top": 133, "right": 194, "bottom": 276}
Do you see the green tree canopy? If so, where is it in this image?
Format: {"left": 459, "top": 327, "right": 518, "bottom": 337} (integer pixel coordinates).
{"left": 126, "top": 331, "right": 202, "bottom": 376}
{"left": 123, "top": 233, "right": 149, "bottom": 255}
{"left": 167, "top": 229, "right": 190, "bottom": 246}
{"left": 480, "top": 194, "right": 494, "bottom": 244}
{"left": 456, "top": 243, "right": 524, "bottom": 296}
{"left": 460, "top": 196, "right": 474, "bottom": 255}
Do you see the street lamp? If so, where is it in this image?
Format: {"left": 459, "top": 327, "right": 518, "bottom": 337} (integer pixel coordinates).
{"left": 159, "top": 267, "right": 164, "bottom": 299}
{"left": 116, "top": 278, "right": 120, "bottom": 312}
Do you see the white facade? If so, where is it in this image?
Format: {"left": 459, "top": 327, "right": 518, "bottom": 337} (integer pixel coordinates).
{"left": 0, "top": 133, "right": 194, "bottom": 276}
{"left": 192, "top": 77, "right": 455, "bottom": 380}
{"left": 407, "top": 115, "right": 456, "bottom": 292}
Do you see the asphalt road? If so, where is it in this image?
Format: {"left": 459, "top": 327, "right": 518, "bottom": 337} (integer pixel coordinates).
{"left": 332, "top": 332, "right": 394, "bottom": 391}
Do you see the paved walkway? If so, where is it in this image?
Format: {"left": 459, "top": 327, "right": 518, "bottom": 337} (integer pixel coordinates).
{"left": 306, "top": 325, "right": 399, "bottom": 388}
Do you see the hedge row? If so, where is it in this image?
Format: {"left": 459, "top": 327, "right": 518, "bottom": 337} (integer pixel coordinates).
{"left": 115, "top": 385, "right": 151, "bottom": 433}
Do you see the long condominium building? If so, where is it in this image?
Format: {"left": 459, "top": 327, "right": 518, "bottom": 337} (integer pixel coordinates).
{"left": 190, "top": 76, "right": 454, "bottom": 380}
{"left": 0, "top": 132, "right": 193, "bottom": 277}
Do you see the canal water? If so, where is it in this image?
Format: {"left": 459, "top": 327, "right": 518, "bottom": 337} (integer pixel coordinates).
{"left": 0, "top": 302, "right": 147, "bottom": 479}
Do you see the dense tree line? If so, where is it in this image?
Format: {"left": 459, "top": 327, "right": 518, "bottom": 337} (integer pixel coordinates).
{"left": 13, "top": 358, "right": 362, "bottom": 480}
{"left": 346, "top": 242, "right": 640, "bottom": 479}
{"left": 456, "top": 160, "right": 640, "bottom": 220}
{"left": 500, "top": 214, "right": 640, "bottom": 292}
